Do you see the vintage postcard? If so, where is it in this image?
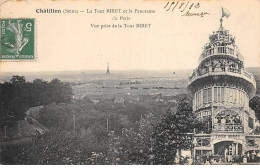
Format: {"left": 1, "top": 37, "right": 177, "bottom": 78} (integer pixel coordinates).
{"left": 0, "top": 0, "right": 259, "bottom": 166}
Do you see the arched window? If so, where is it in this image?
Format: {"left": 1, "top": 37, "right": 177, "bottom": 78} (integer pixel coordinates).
{"left": 196, "top": 138, "right": 211, "bottom": 147}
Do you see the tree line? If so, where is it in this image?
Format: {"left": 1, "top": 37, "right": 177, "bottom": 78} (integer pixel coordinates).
{"left": 0, "top": 75, "right": 73, "bottom": 127}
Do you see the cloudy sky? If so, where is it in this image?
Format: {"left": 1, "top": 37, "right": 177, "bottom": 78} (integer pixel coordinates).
{"left": 0, "top": 0, "right": 259, "bottom": 72}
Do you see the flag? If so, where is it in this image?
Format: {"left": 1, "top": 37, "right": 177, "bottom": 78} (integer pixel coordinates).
{"left": 222, "top": 7, "right": 231, "bottom": 18}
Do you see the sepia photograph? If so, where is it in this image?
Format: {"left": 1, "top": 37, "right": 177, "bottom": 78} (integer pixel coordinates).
{"left": 0, "top": 0, "right": 259, "bottom": 166}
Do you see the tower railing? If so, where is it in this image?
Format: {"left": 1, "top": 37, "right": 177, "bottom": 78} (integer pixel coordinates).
{"left": 199, "top": 46, "right": 244, "bottom": 62}
{"left": 189, "top": 66, "right": 256, "bottom": 89}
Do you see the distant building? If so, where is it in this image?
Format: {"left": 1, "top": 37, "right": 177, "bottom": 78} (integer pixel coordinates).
{"left": 96, "top": 99, "right": 114, "bottom": 109}
{"left": 129, "top": 96, "right": 140, "bottom": 103}
{"left": 106, "top": 63, "right": 110, "bottom": 75}
{"left": 167, "top": 99, "right": 177, "bottom": 103}
{"left": 114, "top": 97, "right": 125, "bottom": 105}
{"left": 90, "top": 99, "right": 100, "bottom": 105}
{"left": 155, "top": 97, "right": 164, "bottom": 102}
{"left": 114, "top": 97, "right": 125, "bottom": 107}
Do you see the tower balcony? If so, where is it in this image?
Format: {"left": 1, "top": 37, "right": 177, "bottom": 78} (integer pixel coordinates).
{"left": 188, "top": 67, "right": 256, "bottom": 99}
{"left": 199, "top": 46, "right": 244, "bottom": 63}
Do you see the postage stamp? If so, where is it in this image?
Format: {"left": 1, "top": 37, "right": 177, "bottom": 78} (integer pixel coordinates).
{"left": 0, "top": 18, "right": 35, "bottom": 60}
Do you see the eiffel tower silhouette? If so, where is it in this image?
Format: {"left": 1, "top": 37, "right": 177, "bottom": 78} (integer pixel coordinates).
{"left": 106, "top": 63, "right": 110, "bottom": 75}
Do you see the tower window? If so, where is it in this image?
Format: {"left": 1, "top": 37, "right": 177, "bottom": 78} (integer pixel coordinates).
{"left": 208, "top": 88, "right": 212, "bottom": 102}
{"left": 203, "top": 89, "right": 207, "bottom": 103}
{"left": 234, "top": 89, "right": 237, "bottom": 104}
{"left": 214, "top": 87, "right": 217, "bottom": 102}
{"left": 221, "top": 87, "right": 225, "bottom": 102}
{"left": 217, "top": 87, "right": 221, "bottom": 102}
{"left": 248, "top": 117, "right": 254, "bottom": 129}
{"left": 229, "top": 88, "right": 233, "bottom": 103}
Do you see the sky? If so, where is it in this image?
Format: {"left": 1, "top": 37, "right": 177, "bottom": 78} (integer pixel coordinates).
{"left": 0, "top": 0, "right": 259, "bottom": 72}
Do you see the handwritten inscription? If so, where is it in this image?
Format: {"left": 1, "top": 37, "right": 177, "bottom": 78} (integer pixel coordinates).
{"left": 182, "top": 11, "right": 210, "bottom": 18}
{"left": 164, "top": 1, "right": 200, "bottom": 12}
{"left": 164, "top": 1, "right": 210, "bottom": 18}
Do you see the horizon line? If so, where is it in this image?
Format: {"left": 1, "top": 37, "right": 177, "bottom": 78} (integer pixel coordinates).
{"left": 0, "top": 66, "right": 259, "bottom": 73}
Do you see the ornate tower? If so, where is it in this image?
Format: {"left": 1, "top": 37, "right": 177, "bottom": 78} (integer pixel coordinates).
{"left": 187, "top": 12, "right": 259, "bottom": 160}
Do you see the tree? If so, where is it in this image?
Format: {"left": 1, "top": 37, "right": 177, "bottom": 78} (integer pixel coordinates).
{"left": 107, "top": 113, "right": 155, "bottom": 165}
{"left": 1, "top": 76, "right": 28, "bottom": 121}
{"left": 249, "top": 95, "right": 260, "bottom": 120}
{"left": 2, "top": 128, "right": 108, "bottom": 165}
{"left": 194, "top": 116, "right": 212, "bottom": 134}
{"left": 90, "top": 122, "right": 109, "bottom": 142}
{"left": 30, "top": 79, "right": 48, "bottom": 106}
{"left": 38, "top": 103, "right": 73, "bottom": 130}
{"left": 0, "top": 76, "right": 73, "bottom": 125}
{"left": 47, "top": 78, "right": 73, "bottom": 104}
{"left": 10, "top": 75, "right": 26, "bottom": 84}
{"left": 126, "top": 103, "right": 148, "bottom": 126}
{"left": 151, "top": 96, "right": 195, "bottom": 164}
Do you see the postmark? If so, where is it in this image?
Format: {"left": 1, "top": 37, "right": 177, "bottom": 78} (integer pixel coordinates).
{"left": 0, "top": 18, "right": 35, "bottom": 60}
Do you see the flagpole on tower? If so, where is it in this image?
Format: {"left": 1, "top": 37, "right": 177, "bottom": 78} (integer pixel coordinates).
{"left": 220, "top": 7, "right": 223, "bottom": 28}
{"left": 220, "top": 7, "right": 231, "bottom": 28}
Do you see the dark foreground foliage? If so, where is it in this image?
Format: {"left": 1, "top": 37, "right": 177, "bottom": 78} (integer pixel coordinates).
{"left": 0, "top": 76, "right": 73, "bottom": 125}
{"left": 1, "top": 95, "right": 211, "bottom": 165}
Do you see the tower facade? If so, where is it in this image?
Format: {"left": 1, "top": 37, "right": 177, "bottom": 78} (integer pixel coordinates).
{"left": 187, "top": 18, "right": 259, "bottom": 160}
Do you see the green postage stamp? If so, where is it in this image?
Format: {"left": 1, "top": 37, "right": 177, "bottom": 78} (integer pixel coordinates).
{"left": 0, "top": 18, "right": 35, "bottom": 60}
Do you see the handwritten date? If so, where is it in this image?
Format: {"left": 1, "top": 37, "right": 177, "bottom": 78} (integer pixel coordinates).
{"left": 164, "top": 1, "right": 200, "bottom": 12}
{"left": 164, "top": 1, "right": 209, "bottom": 18}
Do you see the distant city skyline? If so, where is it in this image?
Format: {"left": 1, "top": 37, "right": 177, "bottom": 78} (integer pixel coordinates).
{"left": 0, "top": 0, "right": 259, "bottom": 72}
